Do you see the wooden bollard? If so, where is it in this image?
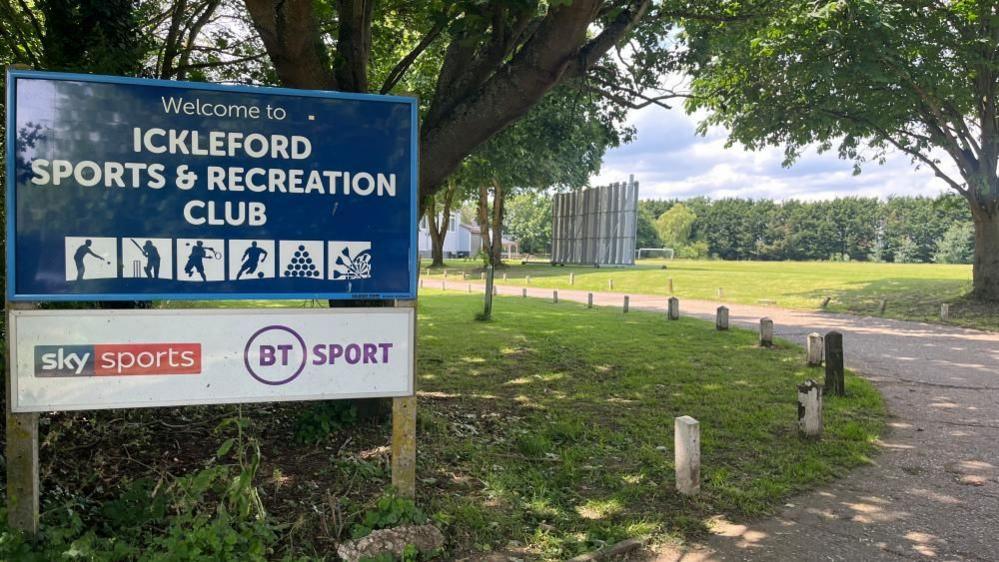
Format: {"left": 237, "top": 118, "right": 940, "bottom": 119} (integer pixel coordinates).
{"left": 623, "top": 295, "right": 629, "bottom": 313}
{"left": 466, "top": 283, "right": 471, "bottom": 293}
{"left": 759, "top": 318, "right": 774, "bottom": 347}
{"left": 821, "top": 296, "right": 831, "bottom": 309}
{"left": 587, "top": 293, "right": 593, "bottom": 308}
{"left": 716, "top": 288, "right": 723, "bottom": 298}
{"left": 824, "top": 331, "right": 845, "bottom": 396}
{"left": 806, "top": 332, "right": 823, "bottom": 366}
{"left": 443, "top": 269, "right": 448, "bottom": 279}
{"left": 716, "top": 306, "right": 729, "bottom": 330}
{"left": 668, "top": 278, "right": 673, "bottom": 294}
{"left": 526, "top": 275, "right": 531, "bottom": 284}
{"left": 419, "top": 279, "right": 423, "bottom": 289}
{"left": 940, "top": 303, "right": 950, "bottom": 320}
{"left": 553, "top": 290, "right": 559, "bottom": 304}
{"left": 608, "top": 279, "right": 614, "bottom": 290}
{"left": 522, "top": 288, "right": 527, "bottom": 298}
{"left": 667, "top": 297, "right": 679, "bottom": 320}
{"left": 503, "top": 272, "right": 507, "bottom": 281}
{"left": 441, "top": 279, "right": 446, "bottom": 290}
{"left": 569, "top": 272, "right": 574, "bottom": 285}
{"left": 797, "top": 380, "right": 823, "bottom": 439}
{"left": 674, "top": 416, "right": 700, "bottom": 496}
{"left": 878, "top": 299, "right": 887, "bottom": 314}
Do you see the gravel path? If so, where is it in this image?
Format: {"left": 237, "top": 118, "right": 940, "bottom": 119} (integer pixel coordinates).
{"left": 440, "top": 280, "right": 999, "bottom": 561}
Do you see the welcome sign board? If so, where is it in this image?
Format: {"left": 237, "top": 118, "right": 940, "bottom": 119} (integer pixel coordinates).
{"left": 8, "top": 308, "right": 414, "bottom": 412}
{"left": 5, "top": 70, "right": 418, "bottom": 301}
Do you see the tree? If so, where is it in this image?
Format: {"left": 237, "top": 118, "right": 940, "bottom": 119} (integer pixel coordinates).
{"left": 240, "top": 0, "right": 695, "bottom": 205}
{"left": 505, "top": 192, "right": 553, "bottom": 256}
{"left": 423, "top": 177, "right": 466, "bottom": 267}
{"left": 935, "top": 222, "right": 975, "bottom": 264}
{"left": 655, "top": 203, "right": 696, "bottom": 248}
{"left": 461, "top": 84, "right": 630, "bottom": 266}
{"left": 683, "top": 1, "right": 999, "bottom": 299}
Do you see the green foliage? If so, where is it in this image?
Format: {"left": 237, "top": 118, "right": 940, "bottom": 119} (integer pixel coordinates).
{"left": 352, "top": 490, "right": 428, "bottom": 540}
{"left": 293, "top": 401, "right": 359, "bottom": 444}
{"left": 0, "top": 414, "right": 279, "bottom": 561}
{"left": 934, "top": 222, "right": 975, "bottom": 264}
{"left": 655, "top": 203, "right": 697, "bottom": 248}
{"left": 505, "top": 192, "right": 553, "bottom": 255}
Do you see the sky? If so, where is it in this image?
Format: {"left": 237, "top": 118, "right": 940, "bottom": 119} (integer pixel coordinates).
{"left": 590, "top": 102, "right": 957, "bottom": 202}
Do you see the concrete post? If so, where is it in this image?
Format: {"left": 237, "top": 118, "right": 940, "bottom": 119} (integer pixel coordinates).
{"left": 522, "top": 288, "right": 527, "bottom": 298}
{"left": 553, "top": 290, "right": 558, "bottom": 304}
{"left": 503, "top": 272, "right": 507, "bottom": 281}
{"left": 441, "top": 279, "right": 446, "bottom": 290}
{"left": 797, "top": 380, "right": 823, "bottom": 439}
{"left": 940, "top": 303, "right": 950, "bottom": 320}
{"left": 623, "top": 295, "right": 629, "bottom": 313}
{"left": 569, "top": 272, "right": 574, "bottom": 285}
{"left": 466, "top": 283, "right": 471, "bottom": 293}
{"left": 824, "top": 331, "right": 845, "bottom": 396}
{"left": 587, "top": 293, "right": 593, "bottom": 308}
{"left": 667, "top": 297, "right": 679, "bottom": 320}
{"left": 675, "top": 416, "right": 700, "bottom": 496}
{"left": 806, "top": 332, "right": 823, "bottom": 366}
{"left": 608, "top": 279, "right": 614, "bottom": 290}
{"left": 717, "top": 288, "right": 724, "bottom": 299}
{"left": 526, "top": 275, "right": 530, "bottom": 284}
{"left": 759, "top": 318, "right": 774, "bottom": 347}
{"left": 716, "top": 306, "right": 729, "bottom": 331}
{"left": 443, "top": 269, "right": 448, "bottom": 279}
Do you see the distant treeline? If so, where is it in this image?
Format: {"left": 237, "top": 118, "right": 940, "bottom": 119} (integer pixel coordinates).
{"left": 637, "top": 194, "right": 973, "bottom": 263}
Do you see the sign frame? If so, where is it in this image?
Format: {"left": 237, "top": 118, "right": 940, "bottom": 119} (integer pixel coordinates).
{"left": 4, "top": 69, "right": 420, "bottom": 302}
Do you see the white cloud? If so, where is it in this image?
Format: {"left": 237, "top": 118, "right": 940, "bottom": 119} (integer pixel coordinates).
{"left": 591, "top": 104, "right": 957, "bottom": 201}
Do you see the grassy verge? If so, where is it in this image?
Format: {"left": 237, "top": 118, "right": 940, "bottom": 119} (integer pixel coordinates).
{"left": 1, "top": 294, "right": 884, "bottom": 560}
{"left": 423, "top": 258, "right": 998, "bottom": 331}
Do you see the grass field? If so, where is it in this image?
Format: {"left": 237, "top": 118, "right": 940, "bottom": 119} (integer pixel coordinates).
{"left": 2, "top": 294, "right": 884, "bottom": 560}
{"left": 423, "top": 259, "right": 999, "bottom": 331}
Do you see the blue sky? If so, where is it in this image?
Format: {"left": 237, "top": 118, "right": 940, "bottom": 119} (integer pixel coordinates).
{"left": 590, "top": 103, "right": 957, "bottom": 201}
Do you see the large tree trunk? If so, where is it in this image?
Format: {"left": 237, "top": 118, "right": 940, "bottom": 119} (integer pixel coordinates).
{"left": 426, "top": 179, "right": 458, "bottom": 267}
{"left": 971, "top": 203, "right": 999, "bottom": 301}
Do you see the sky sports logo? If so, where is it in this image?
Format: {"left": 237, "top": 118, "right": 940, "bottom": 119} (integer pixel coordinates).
{"left": 34, "top": 343, "right": 201, "bottom": 377}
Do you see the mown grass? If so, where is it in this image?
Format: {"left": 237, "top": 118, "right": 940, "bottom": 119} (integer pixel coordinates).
{"left": 423, "top": 259, "right": 998, "bottom": 331}
{"left": 2, "top": 294, "right": 885, "bottom": 560}
{"left": 413, "top": 291, "right": 884, "bottom": 558}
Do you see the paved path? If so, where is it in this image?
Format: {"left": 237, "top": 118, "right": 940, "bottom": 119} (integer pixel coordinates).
{"left": 439, "top": 280, "right": 999, "bottom": 561}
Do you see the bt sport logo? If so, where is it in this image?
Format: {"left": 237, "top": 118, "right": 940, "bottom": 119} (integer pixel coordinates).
{"left": 35, "top": 343, "right": 201, "bottom": 377}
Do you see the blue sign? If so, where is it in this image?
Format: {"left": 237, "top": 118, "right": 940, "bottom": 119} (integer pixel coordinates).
{"left": 5, "top": 70, "right": 418, "bottom": 301}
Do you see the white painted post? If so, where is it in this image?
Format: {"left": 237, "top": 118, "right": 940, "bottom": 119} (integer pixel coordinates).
{"left": 443, "top": 269, "right": 448, "bottom": 279}
{"left": 760, "top": 317, "right": 774, "bottom": 347}
{"left": 526, "top": 275, "right": 531, "bottom": 284}
{"left": 623, "top": 295, "right": 629, "bottom": 313}
{"left": 667, "top": 297, "right": 679, "bottom": 320}
{"left": 716, "top": 306, "right": 729, "bottom": 331}
{"left": 797, "top": 380, "right": 823, "bottom": 439}
{"left": 569, "top": 272, "right": 574, "bottom": 285}
{"left": 608, "top": 279, "right": 614, "bottom": 291}
{"left": 940, "top": 303, "right": 950, "bottom": 320}
{"left": 717, "top": 288, "right": 724, "bottom": 298}
{"left": 522, "top": 288, "right": 527, "bottom": 298}
{"left": 587, "top": 293, "right": 593, "bottom": 308}
{"left": 553, "top": 290, "right": 559, "bottom": 304}
{"left": 503, "top": 272, "right": 508, "bottom": 281}
{"left": 441, "top": 279, "right": 446, "bottom": 290}
{"left": 806, "top": 332, "right": 823, "bottom": 366}
{"left": 675, "top": 416, "right": 700, "bottom": 496}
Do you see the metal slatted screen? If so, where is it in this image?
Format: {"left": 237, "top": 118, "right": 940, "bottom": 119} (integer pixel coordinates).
{"left": 551, "top": 176, "right": 639, "bottom": 266}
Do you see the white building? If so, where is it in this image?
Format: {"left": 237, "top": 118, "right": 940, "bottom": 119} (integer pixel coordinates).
{"left": 418, "top": 211, "right": 474, "bottom": 258}
{"left": 418, "top": 211, "right": 520, "bottom": 259}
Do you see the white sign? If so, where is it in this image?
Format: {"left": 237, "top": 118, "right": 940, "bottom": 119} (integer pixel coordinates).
{"left": 8, "top": 308, "right": 414, "bottom": 412}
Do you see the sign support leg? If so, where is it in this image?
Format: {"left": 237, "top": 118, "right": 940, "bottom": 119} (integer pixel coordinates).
{"left": 5, "top": 303, "right": 40, "bottom": 534}
{"left": 391, "top": 395, "right": 417, "bottom": 498}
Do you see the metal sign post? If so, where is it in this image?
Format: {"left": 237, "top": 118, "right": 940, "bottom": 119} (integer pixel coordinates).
{"left": 4, "top": 69, "right": 420, "bottom": 529}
